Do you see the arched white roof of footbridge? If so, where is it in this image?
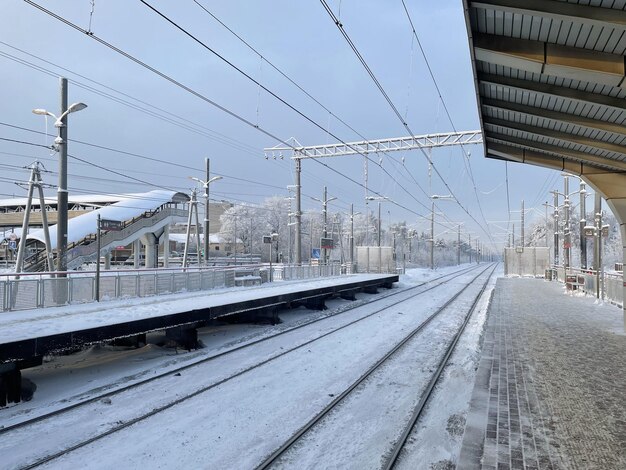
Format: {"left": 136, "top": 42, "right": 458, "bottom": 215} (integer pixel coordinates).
{"left": 26, "top": 190, "right": 189, "bottom": 246}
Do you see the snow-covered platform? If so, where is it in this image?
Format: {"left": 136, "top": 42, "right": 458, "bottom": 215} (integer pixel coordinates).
{"left": 0, "top": 273, "right": 398, "bottom": 364}
{"left": 459, "top": 277, "right": 626, "bottom": 470}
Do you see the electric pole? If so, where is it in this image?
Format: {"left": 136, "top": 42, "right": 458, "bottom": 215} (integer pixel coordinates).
{"left": 323, "top": 186, "right": 328, "bottom": 264}
{"left": 204, "top": 157, "right": 210, "bottom": 264}
{"left": 56, "top": 78, "right": 69, "bottom": 274}
{"left": 294, "top": 156, "right": 302, "bottom": 265}
{"left": 579, "top": 181, "right": 587, "bottom": 269}
{"left": 457, "top": 225, "right": 461, "bottom": 265}
{"left": 520, "top": 199, "right": 524, "bottom": 248}
{"left": 563, "top": 176, "right": 571, "bottom": 270}
{"left": 350, "top": 204, "right": 355, "bottom": 272}
{"left": 430, "top": 200, "right": 435, "bottom": 270}
{"left": 552, "top": 190, "right": 559, "bottom": 266}
{"left": 594, "top": 193, "right": 602, "bottom": 298}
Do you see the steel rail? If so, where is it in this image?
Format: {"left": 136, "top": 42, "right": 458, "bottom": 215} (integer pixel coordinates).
{"left": 2, "top": 266, "right": 476, "bottom": 436}
{"left": 254, "top": 263, "right": 496, "bottom": 470}
{"left": 382, "top": 263, "right": 497, "bottom": 469}
{"left": 11, "top": 265, "right": 482, "bottom": 469}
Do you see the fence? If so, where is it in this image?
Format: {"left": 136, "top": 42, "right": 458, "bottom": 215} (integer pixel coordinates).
{"left": 504, "top": 247, "right": 550, "bottom": 277}
{"left": 280, "top": 264, "right": 342, "bottom": 280}
{"left": 552, "top": 266, "right": 623, "bottom": 308}
{"left": 355, "top": 246, "right": 395, "bottom": 273}
{"left": 0, "top": 262, "right": 346, "bottom": 312}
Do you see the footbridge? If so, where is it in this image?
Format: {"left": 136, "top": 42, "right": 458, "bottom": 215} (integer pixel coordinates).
{"left": 22, "top": 190, "right": 189, "bottom": 271}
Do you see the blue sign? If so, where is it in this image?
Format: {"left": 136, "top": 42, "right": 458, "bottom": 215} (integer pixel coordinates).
{"left": 311, "top": 248, "right": 321, "bottom": 259}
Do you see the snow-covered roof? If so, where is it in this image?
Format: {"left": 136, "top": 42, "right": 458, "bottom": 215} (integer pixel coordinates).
{"left": 27, "top": 190, "right": 188, "bottom": 246}
{"left": 0, "top": 194, "right": 127, "bottom": 209}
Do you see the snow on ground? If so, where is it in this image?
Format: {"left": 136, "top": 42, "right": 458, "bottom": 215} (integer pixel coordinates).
{"left": 1, "top": 269, "right": 483, "bottom": 469}
{"left": 0, "top": 266, "right": 488, "bottom": 468}
{"left": 0, "top": 273, "right": 392, "bottom": 344}
{"left": 395, "top": 264, "right": 501, "bottom": 469}
{"left": 270, "top": 267, "right": 495, "bottom": 469}
{"left": 1, "top": 266, "right": 465, "bottom": 424}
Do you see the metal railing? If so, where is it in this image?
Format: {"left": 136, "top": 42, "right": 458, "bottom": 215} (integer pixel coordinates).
{"left": 65, "top": 205, "right": 188, "bottom": 269}
{"left": 0, "top": 262, "right": 347, "bottom": 312}
{"left": 552, "top": 266, "right": 623, "bottom": 308}
{"left": 280, "top": 264, "right": 342, "bottom": 280}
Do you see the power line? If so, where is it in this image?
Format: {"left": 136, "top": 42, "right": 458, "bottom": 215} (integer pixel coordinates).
{"left": 23, "top": 0, "right": 431, "bottom": 222}
{"left": 318, "top": 0, "right": 495, "bottom": 247}
{"left": 192, "top": 0, "right": 370, "bottom": 143}
{"left": 141, "top": 1, "right": 437, "bottom": 215}
{"left": 0, "top": 42, "right": 365, "bottom": 213}
{"left": 0, "top": 136, "right": 49, "bottom": 149}
{"left": 0, "top": 41, "right": 261, "bottom": 155}
{"left": 0, "top": 134, "right": 354, "bottom": 211}
{"left": 0, "top": 122, "right": 294, "bottom": 193}
{"left": 399, "top": 0, "right": 493, "bottom": 244}
{"left": 191, "top": 1, "right": 438, "bottom": 213}
{"left": 23, "top": 0, "right": 301, "bottom": 151}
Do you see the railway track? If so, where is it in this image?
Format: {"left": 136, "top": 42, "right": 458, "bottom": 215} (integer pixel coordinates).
{"left": 255, "top": 263, "right": 496, "bottom": 469}
{"left": 3, "top": 264, "right": 488, "bottom": 469}
{"left": 1, "top": 265, "right": 478, "bottom": 437}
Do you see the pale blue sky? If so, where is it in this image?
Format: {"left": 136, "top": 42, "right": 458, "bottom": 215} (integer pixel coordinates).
{"left": 0, "top": 0, "right": 562, "bottom": 249}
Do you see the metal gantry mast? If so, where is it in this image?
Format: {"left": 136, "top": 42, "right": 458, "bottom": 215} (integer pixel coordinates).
{"left": 265, "top": 130, "right": 483, "bottom": 265}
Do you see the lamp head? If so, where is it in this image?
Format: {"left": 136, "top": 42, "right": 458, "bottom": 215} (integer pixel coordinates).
{"left": 32, "top": 108, "right": 52, "bottom": 116}
{"left": 68, "top": 102, "right": 88, "bottom": 113}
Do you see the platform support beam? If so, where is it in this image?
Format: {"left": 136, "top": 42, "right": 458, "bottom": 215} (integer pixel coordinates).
{"left": 304, "top": 296, "right": 328, "bottom": 310}
{"left": 340, "top": 290, "right": 357, "bottom": 301}
{"left": 165, "top": 325, "right": 199, "bottom": 350}
{"left": 0, "top": 362, "right": 21, "bottom": 407}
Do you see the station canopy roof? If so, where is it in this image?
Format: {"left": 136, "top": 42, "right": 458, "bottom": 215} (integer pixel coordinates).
{"left": 463, "top": 0, "right": 626, "bottom": 173}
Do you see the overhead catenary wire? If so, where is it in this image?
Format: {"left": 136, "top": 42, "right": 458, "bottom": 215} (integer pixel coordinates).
{"left": 191, "top": 1, "right": 436, "bottom": 212}
{"left": 0, "top": 45, "right": 260, "bottom": 156}
{"left": 22, "top": 0, "right": 433, "bottom": 223}
{"left": 399, "top": 0, "right": 497, "bottom": 246}
{"left": 0, "top": 42, "right": 358, "bottom": 208}
{"left": 0, "top": 122, "right": 292, "bottom": 193}
{"left": 0, "top": 135, "right": 354, "bottom": 211}
{"left": 319, "top": 0, "right": 496, "bottom": 247}
{"left": 139, "top": 0, "right": 433, "bottom": 214}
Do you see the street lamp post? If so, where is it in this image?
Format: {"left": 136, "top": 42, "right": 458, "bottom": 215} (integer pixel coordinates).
{"left": 378, "top": 202, "right": 382, "bottom": 247}
{"left": 343, "top": 204, "right": 362, "bottom": 272}
{"left": 430, "top": 194, "right": 453, "bottom": 270}
{"left": 365, "top": 196, "right": 388, "bottom": 247}
{"left": 32, "top": 77, "right": 87, "bottom": 273}
{"left": 190, "top": 162, "right": 223, "bottom": 265}
{"left": 311, "top": 187, "right": 337, "bottom": 265}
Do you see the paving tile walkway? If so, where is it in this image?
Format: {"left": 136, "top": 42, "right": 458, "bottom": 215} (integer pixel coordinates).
{"left": 460, "top": 278, "right": 626, "bottom": 470}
